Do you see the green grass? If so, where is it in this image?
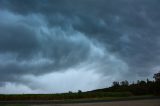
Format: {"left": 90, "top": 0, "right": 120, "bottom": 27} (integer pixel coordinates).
{"left": 0, "top": 95, "right": 158, "bottom": 106}
{"left": 0, "top": 92, "right": 133, "bottom": 101}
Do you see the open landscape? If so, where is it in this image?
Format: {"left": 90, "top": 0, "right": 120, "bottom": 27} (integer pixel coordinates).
{"left": 0, "top": 0, "right": 160, "bottom": 106}
{"left": 32, "top": 99, "right": 160, "bottom": 106}
{"left": 0, "top": 72, "right": 160, "bottom": 105}
{"left": 1, "top": 99, "right": 160, "bottom": 106}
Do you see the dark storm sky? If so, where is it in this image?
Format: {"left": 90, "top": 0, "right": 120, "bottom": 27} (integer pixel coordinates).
{"left": 0, "top": 0, "right": 160, "bottom": 93}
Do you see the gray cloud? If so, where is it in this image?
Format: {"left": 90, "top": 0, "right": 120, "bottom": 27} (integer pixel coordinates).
{"left": 0, "top": 10, "right": 111, "bottom": 88}
{"left": 0, "top": 0, "right": 160, "bottom": 93}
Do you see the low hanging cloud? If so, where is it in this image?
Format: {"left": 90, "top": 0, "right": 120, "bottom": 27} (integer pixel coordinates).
{"left": 0, "top": 0, "right": 160, "bottom": 93}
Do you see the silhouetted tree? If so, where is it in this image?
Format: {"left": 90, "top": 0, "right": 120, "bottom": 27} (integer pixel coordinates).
{"left": 153, "top": 72, "right": 160, "bottom": 82}
{"left": 112, "top": 81, "right": 120, "bottom": 87}
{"left": 120, "top": 80, "right": 129, "bottom": 86}
{"left": 68, "top": 91, "right": 72, "bottom": 94}
{"left": 78, "top": 90, "right": 82, "bottom": 94}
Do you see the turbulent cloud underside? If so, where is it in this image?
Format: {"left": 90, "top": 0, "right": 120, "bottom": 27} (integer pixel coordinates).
{"left": 0, "top": 0, "right": 160, "bottom": 93}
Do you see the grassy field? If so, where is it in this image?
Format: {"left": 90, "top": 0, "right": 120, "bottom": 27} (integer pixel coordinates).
{"left": 0, "top": 92, "right": 133, "bottom": 101}
{"left": 0, "top": 96, "right": 159, "bottom": 106}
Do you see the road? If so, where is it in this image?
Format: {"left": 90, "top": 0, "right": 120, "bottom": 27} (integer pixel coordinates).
{"left": 0, "top": 98, "right": 160, "bottom": 106}
{"left": 32, "top": 99, "right": 160, "bottom": 106}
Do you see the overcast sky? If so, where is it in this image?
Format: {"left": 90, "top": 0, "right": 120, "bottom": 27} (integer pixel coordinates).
{"left": 0, "top": 0, "right": 160, "bottom": 94}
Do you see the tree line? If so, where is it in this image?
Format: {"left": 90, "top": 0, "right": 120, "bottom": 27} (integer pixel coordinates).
{"left": 92, "top": 72, "right": 160, "bottom": 95}
{"left": 0, "top": 72, "right": 159, "bottom": 100}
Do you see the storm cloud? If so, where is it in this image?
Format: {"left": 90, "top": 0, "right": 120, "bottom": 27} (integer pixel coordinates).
{"left": 0, "top": 0, "right": 160, "bottom": 93}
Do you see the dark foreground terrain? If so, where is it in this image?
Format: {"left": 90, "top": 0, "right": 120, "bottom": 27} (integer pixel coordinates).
{"left": 33, "top": 99, "right": 160, "bottom": 106}
{"left": 1, "top": 99, "right": 160, "bottom": 106}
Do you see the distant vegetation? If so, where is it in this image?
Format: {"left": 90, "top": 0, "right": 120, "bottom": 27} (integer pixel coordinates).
{"left": 0, "top": 72, "right": 160, "bottom": 101}
{"left": 92, "top": 72, "right": 160, "bottom": 96}
{"left": 0, "top": 92, "right": 133, "bottom": 101}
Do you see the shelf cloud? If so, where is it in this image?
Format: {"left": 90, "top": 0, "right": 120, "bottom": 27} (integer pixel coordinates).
{"left": 0, "top": 0, "right": 160, "bottom": 93}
